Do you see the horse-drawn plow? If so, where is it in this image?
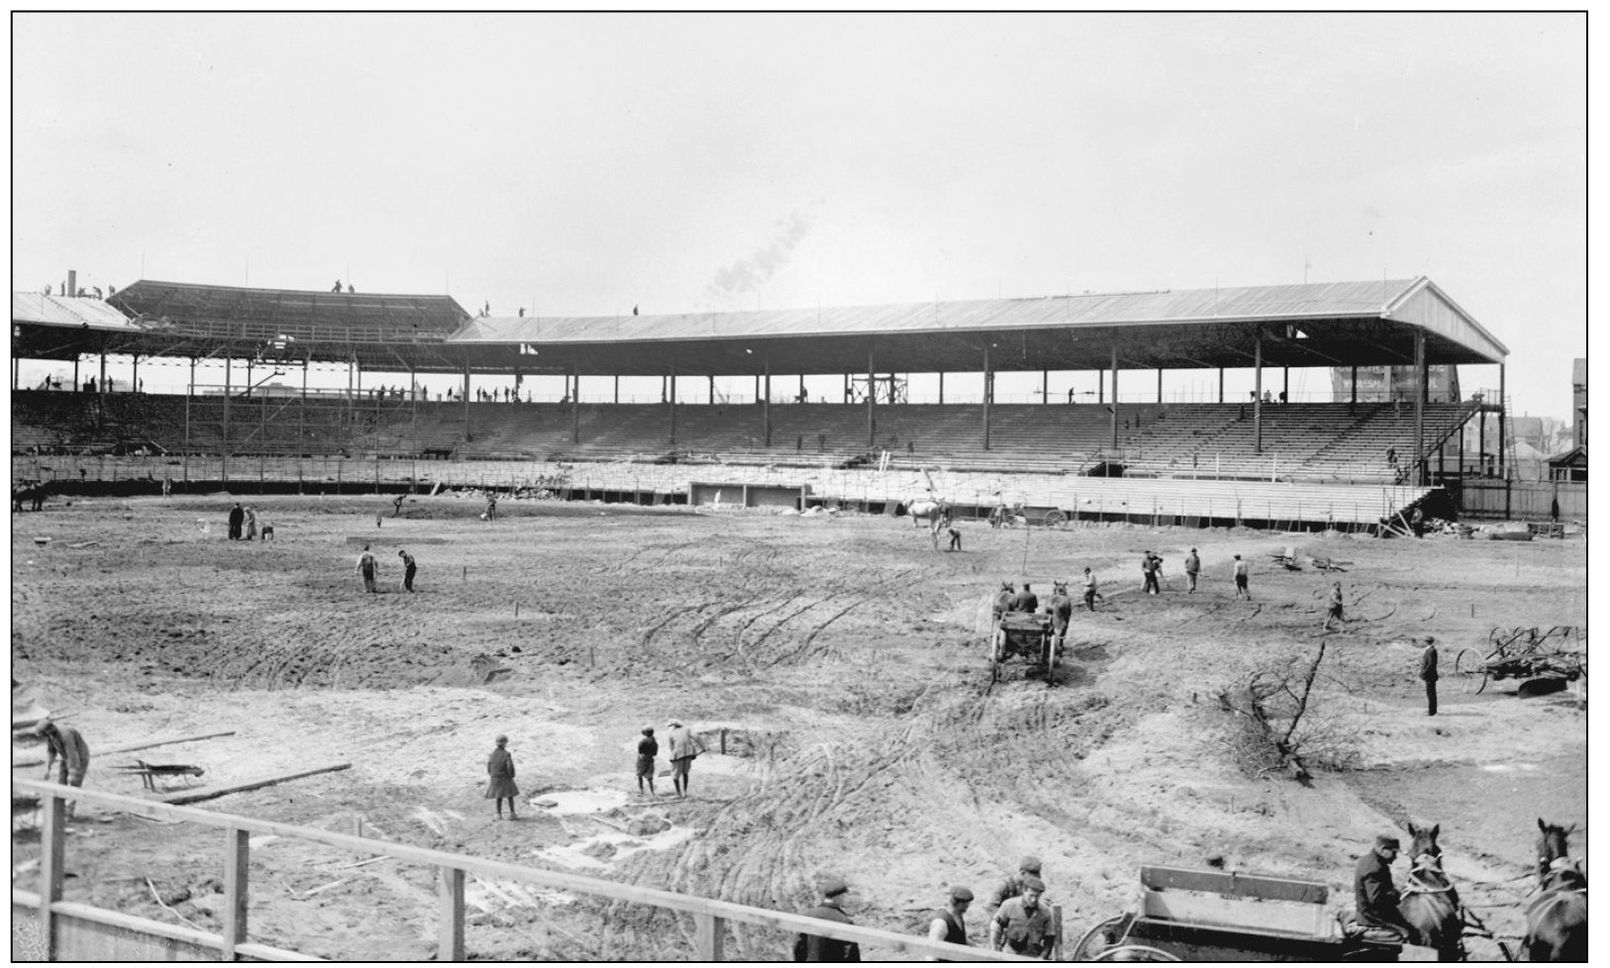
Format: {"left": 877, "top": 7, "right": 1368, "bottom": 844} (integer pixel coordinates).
{"left": 1454, "top": 626, "right": 1585, "bottom": 695}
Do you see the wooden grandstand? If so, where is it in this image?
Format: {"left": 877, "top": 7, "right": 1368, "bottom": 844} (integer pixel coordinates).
{"left": 13, "top": 276, "right": 1512, "bottom": 526}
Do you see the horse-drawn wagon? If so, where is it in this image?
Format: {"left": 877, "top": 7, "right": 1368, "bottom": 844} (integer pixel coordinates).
{"left": 1070, "top": 865, "right": 1434, "bottom": 962}
{"left": 990, "top": 611, "right": 1060, "bottom": 685}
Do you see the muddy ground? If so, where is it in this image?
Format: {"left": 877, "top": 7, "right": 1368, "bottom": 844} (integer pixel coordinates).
{"left": 10, "top": 493, "right": 1587, "bottom": 960}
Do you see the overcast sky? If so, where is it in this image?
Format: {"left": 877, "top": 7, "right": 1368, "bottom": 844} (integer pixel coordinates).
{"left": 12, "top": 12, "right": 1586, "bottom": 416}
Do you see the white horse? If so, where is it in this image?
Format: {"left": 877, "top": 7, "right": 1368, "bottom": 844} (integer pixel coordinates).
{"left": 906, "top": 498, "right": 946, "bottom": 528}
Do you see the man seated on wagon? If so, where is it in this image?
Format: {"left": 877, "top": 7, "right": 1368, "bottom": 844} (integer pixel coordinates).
{"left": 1012, "top": 583, "right": 1039, "bottom": 613}
{"left": 1353, "top": 834, "right": 1416, "bottom": 941}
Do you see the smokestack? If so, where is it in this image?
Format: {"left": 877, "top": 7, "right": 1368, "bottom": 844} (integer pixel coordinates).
{"left": 67, "top": 269, "right": 77, "bottom": 298}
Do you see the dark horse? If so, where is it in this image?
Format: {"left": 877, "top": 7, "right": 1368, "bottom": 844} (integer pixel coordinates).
{"left": 1398, "top": 821, "right": 1465, "bottom": 962}
{"left": 1524, "top": 819, "right": 1586, "bottom": 961}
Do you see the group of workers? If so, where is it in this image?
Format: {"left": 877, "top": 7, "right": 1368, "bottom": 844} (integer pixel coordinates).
{"left": 795, "top": 855, "right": 1058, "bottom": 961}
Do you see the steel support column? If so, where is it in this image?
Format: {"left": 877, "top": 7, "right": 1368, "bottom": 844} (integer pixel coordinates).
{"left": 1253, "top": 331, "right": 1263, "bottom": 455}
{"left": 462, "top": 362, "right": 470, "bottom": 441}
{"left": 223, "top": 356, "right": 232, "bottom": 447}
{"left": 1156, "top": 368, "right": 1163, "bottom": 404}
{"left": 1043, "top": 369, "right": 1049, "bottom": 405}
{"left": 132, "top": 353, "right": 139, "bottom": 393}
{"left": 1414, "top": 330, "right": 1426, "bottom": 485}
{"left": 1110, "top": 344, "right": 1119, "bottom": 448}
{"left": 866, "top": 347, "right": 876, "bottom": 447}
{"left": 982, "top": 344, "right": 992, "bottom": 450}
{"left": 938, "top": 371, "right": 944, "bottom": 404}
{"left": 571, "top": 368, "right": 580, "bottom": 444}
{"left": 1351, "top": 365, "right": 1358, "bottom": 404}
{"left": 1498, "top": 364, "right": 1507, "bottom": 480}
{"left": 1218, "top": 367, "right": 1224, "bottom": 404}
{"left": 669, "top": 366, "right": 677, "bottom": 445}
{"left": 762, "top": 361, "right": 772, "bottom": 446}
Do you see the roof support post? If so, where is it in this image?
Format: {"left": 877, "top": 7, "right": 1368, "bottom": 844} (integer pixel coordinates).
{"left": 982, "top": 343, "right": 992, "bottom": 451}
{"left": 938, "top": 371, "right": 944, "bottom": 405}
{"left": 224, "top": 356, "right": 232, "bottom": 447}
{"left": 668, "top": 365, "right": 677, "bottom": 446}
{"left": 1218, "top": 367, "right": 1225, "bottom": 404}
{"left": 1098, "top": 368, "right": 1104, "bottom": 405}
{"left": 1283, "top": 366, "right": 1290, "bottom": 402}
{"left": 571, "top": 368, "right": 580, "bottom": 444}
{"left": 708, "top": 374, "right": 716, "bottom": 405}
{"left": 1156, "top": 368, "right": 1163, "bottom": 404}
{"left": 99, "top": 349, "right": 107, "bottom": 396}
{"left": 1498, "top": 363, "right": 1507, "bottom": 480}
{"left": 866, "top": 345, "right": 876, "bottom": 447}
{"left": 1478, "top": 406, "right": 1487, "bottom": 477}
{"left": 1253, "top": 331, "right": 1263, "bottom": 455}
{"left": 132, "top": 353, "right": 139, "bottom": 393}
{"left": 1109, "top": 344, "right": 1118, "bottom": 449}
{"left": 461, "top": 361, "right": 470, "bottom": 444}
{"left": 74, "top": 356, "right": 80, "bottom": 391}
{"left": 1351, "top": 365, "right": 1358, "bottom": 405}
{"left": 762, "top": 361, "right": 772, "bottom": 446}
{"left": 612, "top": 374, "right": 618, "bottom": 405}
{"left": 1042, "top": 369, "right": 1049, "bottom": 405}
{"left": 12, "top": 354, "right": 18, "bottom": 391}
{"left": 1414, "top": 329, "right": 1426, "bottom": 485}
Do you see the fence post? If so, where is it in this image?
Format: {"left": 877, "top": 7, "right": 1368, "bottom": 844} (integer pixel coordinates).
{"left": 38, "top": 791, "right": 67, "bottom": 959}
{"left": 222, "top": 827, "right": 250, "bottom": 959}
{"left": 438, "top": 865, "right": 465, "bottom": 960}
{"left": 694, "top": 911, "right": 727, "bottom": 961}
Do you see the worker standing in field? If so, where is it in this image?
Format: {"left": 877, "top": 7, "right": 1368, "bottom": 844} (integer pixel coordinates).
{"left": 1184, "top": 548, "right": 1201, "bottom": 593}
{"left": 1323, "top": 582, "right": 1345, "bottom": 630}
{"left": 665, "top": 719, "right": 700, "bottom": 799}
{"left": 356, "top": 544, "right": 378, "bottom": 593}
{"left": 244, "top": 506, "right": 258, "bottom": 541}
{"left": 1141, "top": 551, "right": 1162, "bottom": 595}
{"left": 398, "top": 549, "right": 417, "bottom": 592}
{"left": 1232, "top": 555, "right": 1251, "bottom": 601}
{"left": 925, "top": 885, "right": 973, "bottom": 959}
{"left": 793, "top": 876, "right": 861, "bottom": 962}
{"left": 989, "top": 876, "right": 1056, "bottom": 958}
{"left": 484, "top": 490, "right": 498, "bottom": 521}
{"left": 1082, "top": 568, "right": 1099, "bottom": 611}
{"left": 36, "top": 719, "right": 90, "bottom": 817}
{"left": 635, "top": 727, "right": 659, "bottom": 797}
{"left": 987, "top": 855, "right": 1045, "bottom": 910}
{"left": 227, "top": 502, "right": 244, "bottom": 540}
{"left": 484, "top": 735, "right": 519, "bottom": 820}
{"left": 1419, "top": 636, "right": 1439, "bottom": 716}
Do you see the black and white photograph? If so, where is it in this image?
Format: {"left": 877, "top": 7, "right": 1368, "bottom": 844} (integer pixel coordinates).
{"left": 10, "top": 11, "right": 1588, "bottom": 962}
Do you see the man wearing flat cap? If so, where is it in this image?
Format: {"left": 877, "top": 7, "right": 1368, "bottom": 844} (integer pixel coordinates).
{"left": 794, "top": 876, "right": 860, "bottom": 961}
{"left": 925, "top": 885, "right": 973, "bottom": 960}
{"left": 1354, "top": 835, "right": 1413, "bottom": 939}
{"left": 988, "top": 855, "right": 1045, "bottom": 909}
{"left": 990, "top": 875, "right": 1055, "bottom": 958}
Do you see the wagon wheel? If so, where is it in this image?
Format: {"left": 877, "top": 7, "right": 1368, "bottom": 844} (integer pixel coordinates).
{"left": 1071, "top": 914, "right": 1134, "bottom": 962}
{"left": 1455, "top": 648, "right": 1489, "bottom": 694}
{"left": 990, "top": 629, "right": 1005, "bottom": 684}
{"left": 1043, "top": 508, "right": 1068, "bottom": 528}
{"left": 1090, "top": 945, "right": 1181, "bottom": 962}
{"left": 1043, "top": 632, "right": 1060, "bottom": 685}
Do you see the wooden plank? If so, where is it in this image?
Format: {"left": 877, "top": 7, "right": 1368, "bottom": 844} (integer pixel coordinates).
{"left": 222, "top": 828, "right": 250, "bottom": 959}
{"left": 158, "top": 763, "right": 351, "bottom": 805}
{"left": 1141, "top": 890, "right": 1329, "bottom": 938}
{"left": 1139, "top": 865, "right": 1328, "bottom": 904}
{"left": 39, "top": 793, "right": 66, "bottom": 960}
{"left": 437, "top": 866, "right": 465, "bottom": 961}
{"left": 694, "top": 911, "right": 726, "bottom": 961}
{"left": 13, "top": 730, "right": 237, "bottom": 769}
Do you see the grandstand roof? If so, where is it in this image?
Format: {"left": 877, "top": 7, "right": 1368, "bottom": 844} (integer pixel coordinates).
{"left": 12, "top": 292, "right": 140, "bottom": 330}
{"left": 108, "top": 280, "right": 468, "bottom": 341}
{"left": 14, "top": 276, "right": 1507, "bottom": 376}
{"left": 447, "top": 276, "right": 1507, "bottom": 376}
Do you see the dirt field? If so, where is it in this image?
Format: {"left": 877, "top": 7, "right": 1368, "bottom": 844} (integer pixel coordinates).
{"left": 10, "top": 492, "right": 1587, "bottom": 960}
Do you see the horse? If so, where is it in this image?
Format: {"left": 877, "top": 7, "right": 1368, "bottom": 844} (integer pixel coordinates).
{"left": 1397, "top": 821, "right": 1465, "bottom": 962}
{"left": 1523, "top": 818, "right": 1587, "bottom": 961}
{"left": 905, "top": 498, "right": 944, "bottom": 528}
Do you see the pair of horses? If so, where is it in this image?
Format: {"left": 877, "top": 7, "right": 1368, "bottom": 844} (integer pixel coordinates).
{"left": 1391, "top": 819, "right": 1584, "bottom": 962}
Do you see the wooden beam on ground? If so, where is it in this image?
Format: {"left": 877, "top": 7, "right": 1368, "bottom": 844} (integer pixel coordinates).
{"left": 12, "top": 730, "right": 237, "bottom": 769}
{"left": 158, "top": 763, "right": 351, "bottom": 805}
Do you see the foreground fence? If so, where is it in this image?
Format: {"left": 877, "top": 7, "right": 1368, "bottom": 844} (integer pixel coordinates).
{"left": 12, "top": 780, "right": 1034, "bottom": 962}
